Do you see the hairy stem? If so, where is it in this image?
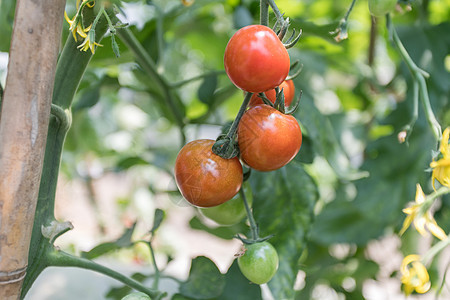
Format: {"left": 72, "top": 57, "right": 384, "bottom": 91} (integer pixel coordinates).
{"left": 240, "top": 188, "right": 258, "bottom": 240}
{"left": 267, "top": 0, "right": 284, "bottom": 23}
{"left": 260, "top": 0, "right": 269, "bottom": 26}
{"left": 387, "top": 14, "right": 441, "bottom": 142}
{"left": 46, "top": 249, "right": 164, "bottom": 299}
{"left": 226, "top": 92, "right": 252, "bottom": 140}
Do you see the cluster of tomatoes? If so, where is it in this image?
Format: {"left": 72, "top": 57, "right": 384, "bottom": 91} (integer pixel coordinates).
{"left": 174, "top": 24, "right": 302, "bottom": 285}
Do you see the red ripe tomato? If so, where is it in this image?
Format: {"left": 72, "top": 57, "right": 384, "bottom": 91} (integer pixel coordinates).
{"left": 174, "top": 139, "right": 243, "bottom": 207}
{"left": 238, "top": 105, "right": 302, "bottom": 171}
{"left": 224, "top": 25, "right": 290, "bottom": 93}
{"left": 249, "top": 80, "right": 295, "bottom": 107}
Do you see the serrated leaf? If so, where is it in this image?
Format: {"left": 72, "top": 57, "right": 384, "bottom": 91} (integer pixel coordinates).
{"left": 179, "top": 256, "right": 226, "bottom": 299}
{"left": 197, "top": 74, "right": 217, "bottom": 105}
{"left": 81, "top": 223, "right": 137, "bottom": 259}
{"left": 249, "top": 162, "right": 318, "bottom": 299}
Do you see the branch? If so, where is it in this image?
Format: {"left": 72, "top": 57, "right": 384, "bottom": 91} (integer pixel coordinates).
{"left": 0, "top": 0, "right": 66, "bottom": 298}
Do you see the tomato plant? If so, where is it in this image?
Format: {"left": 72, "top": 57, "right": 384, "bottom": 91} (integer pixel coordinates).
{"left": 199, "top": 182, "right": 252, "bottom": 226}
{"left": 249, "top": 80, "right": 295, "bottom": 107}
{"left": 174, "top": 139, "right": 243, "bottom": 207}
{"left": 238, "top": 104, "right": 302, "bottom": 171}
{"left": 224, "top": 25, "right": 290, "bottom": 93}
{"left": 237, "top": 241, "right": 279, "bottom": 285}
{"left": 368, "top": 0, "right": 397, "bottom": 17}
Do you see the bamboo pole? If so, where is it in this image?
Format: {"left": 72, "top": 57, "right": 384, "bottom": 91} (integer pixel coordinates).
{"left": 0, "top": 0, "right": 66, "bottom": 299}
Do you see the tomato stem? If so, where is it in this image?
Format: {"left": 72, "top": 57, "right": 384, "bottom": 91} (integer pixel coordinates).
{"left": 46, "top": 248, "right": 165, "bottom": 299}
{"left": 240, "top": 188, "right": 259, "bottom": 241}
{"left": 227, "top": 92, "right": 252, "bottom": 139}
{"left": 386, "top": 14, "right": 441, "bottom": 143}
{"left": 260, "top": 0, "right": 269, "bottom": 26}
{"left": 212, "top": 92, "right": 252, "bottom": 159}
{"left": 266, "top": 0, "right": 284, "bottom": 24}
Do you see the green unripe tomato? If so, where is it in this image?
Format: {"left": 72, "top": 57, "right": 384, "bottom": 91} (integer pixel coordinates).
{"left": 237, "top": 241, "right": 279, "bottom": 284}
{"left": 199, "top": 182, "right": 252, "bottom": 226}
{"left": 369, "top": 0, "right": 397, "bottom": 17}
{"left": 121, "top": 292, "right": 150, "bottom": 300}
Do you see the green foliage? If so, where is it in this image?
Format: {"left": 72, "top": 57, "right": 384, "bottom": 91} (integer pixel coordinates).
{"left": 250, "top": 162, "right": 317, "bottom": 298}
{"left": 81, "top": 223, "right": 137, "bottom": 259}
{"left": 0, "top": 0, "right": 15, "bottom": 52}
{"left": 179, "top": 256, "right": 226, "bottom": 299}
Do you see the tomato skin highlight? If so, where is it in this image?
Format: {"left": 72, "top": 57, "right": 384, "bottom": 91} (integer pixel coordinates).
{"left": 238, "top": 104, "right": 302, "bottom": 171}
{"left": 249, "top": 80, "right": 295, "bottom": 107}
{"left": 237, "top": 242, "right": 279, "bottom": 284}
{"left": 224, "top": 25, "right": 290, "bottom": 93}
{"left": 174, "top": 139, "right": 243, "bottom": 207}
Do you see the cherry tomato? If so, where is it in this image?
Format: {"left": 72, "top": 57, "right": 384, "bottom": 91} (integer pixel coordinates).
{"left": 175, "top": 139, "right": 243, "bottom": 207}
{"left": 199, "top": 182, "right": 252, "bottom": 226}
{"left": 224, "top": 25, "right": 290, "bottom": 93}
{"left": 237, "top": 104, "right": 302, "bottom": 171}
{"left": 237, "top": 241, "right": 279, "bottom": 284}
{"left": 249, "top": 80, "right": 295, "bottom": 107}
{"left": 369, "top": 0, "right": 397, "bottom": 17}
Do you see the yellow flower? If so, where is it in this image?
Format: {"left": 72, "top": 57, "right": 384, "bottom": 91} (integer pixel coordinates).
{"left": 77, "top": 31, "right": 103, "bottom": 54}
{"left": 400, "top": 254, "right": 431, "bottom": 295}
{"left": 399, "top": 184, "right": 447, "bottom": 241}
{"left": 64, "top": 1, "right": 96, "bottom": 42}
{"left": 430, "top": 127, "right": 450, "bottom": 189}
{"left": 181, "top": 0, "right": 194, "bottom": 6}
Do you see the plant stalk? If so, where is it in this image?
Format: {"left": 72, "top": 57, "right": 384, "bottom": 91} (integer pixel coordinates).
{"left": 240, "top": 188, "right": 259, "bottom": 241}
{"left": 260, "top": 0, "right": 269, "bottom": 26}
{"left": 386, "top": 14, "right": 441, "bottom": 142}
{"left": 46, "top": 249, "right": 164, "bottom": 299}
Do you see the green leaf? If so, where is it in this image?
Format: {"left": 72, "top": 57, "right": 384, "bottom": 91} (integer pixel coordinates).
{"left": 311, "top": 115, "right": 434, "bottom": 245}
{"left": 0, "top": 0, "right": 15, "bottom": 52}
{"left": 81, "top": 223, "right": 137, "bottom": 259}
{"left": 295, "top": 133, "right": 314, "bottom": 164}
{"left": 150, "top": 208, "right": 165, "bottom": 234}
{"left": 250, "top": 162, "right": 318, "bottom": 299}
{"left": 111, "top": 34, "right": 121, "bottom": 58}
{"left": 179, "top": 256, "right": 226, "bottom": 299}
{"left": 72, "top": 84, "right": 101, "bottom": 111}
{"left": 106, "top": 273, "right": 148, "bottom": 300}
{"left": 217, "top": 260, "right": 262, "bottom": 300}
{"left": 116, "top": 156, "right": 150, "bottom": 171}
{"left": 297, "top": 93, "right": 367, "bottom": 180}
{"left": 189, "top": 216, "right": 244, "bottom": 240}
{"left": 121, "top": 292, "right": 150, "bottom": 300}
{"left": 197, "top": 73, "right": 218, "bottom": 105}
